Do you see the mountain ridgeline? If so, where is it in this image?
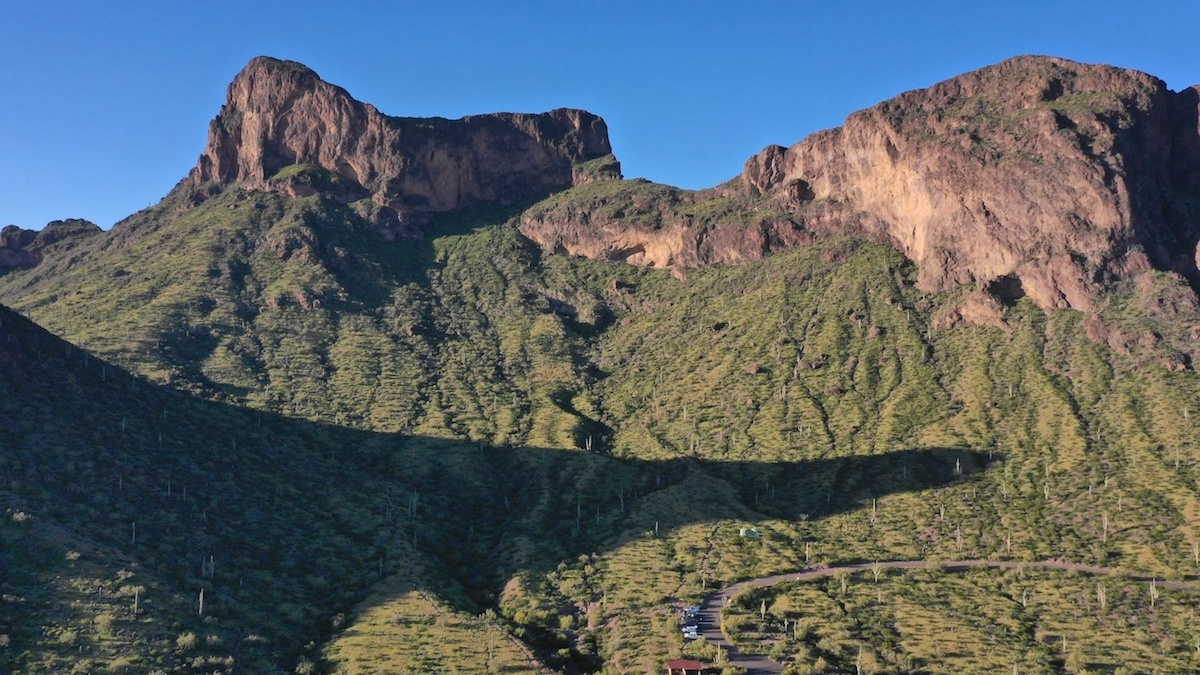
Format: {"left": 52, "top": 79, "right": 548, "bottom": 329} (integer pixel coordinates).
{"left": 4, "top": 55, "right": 1200, "bottom": 674}
{"left": 524, "top": 56, "right": 1200, "bottom": 314}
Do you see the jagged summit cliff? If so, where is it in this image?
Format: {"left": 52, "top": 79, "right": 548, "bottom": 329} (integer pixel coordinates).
{"left": 741, "top": 55, "right": 1200, "bottom": 310}
{"left": 187, "top": 56, "right": 619, "bottom": 230}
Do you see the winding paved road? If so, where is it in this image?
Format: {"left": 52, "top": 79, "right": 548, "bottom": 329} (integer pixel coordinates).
{"left": 695, "top": 559, "right": 1199, "bottom": 674}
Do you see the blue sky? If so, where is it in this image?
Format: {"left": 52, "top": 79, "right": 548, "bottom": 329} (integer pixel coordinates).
{"left": 3, "top": 0, "right": 1200, "bottom": 229}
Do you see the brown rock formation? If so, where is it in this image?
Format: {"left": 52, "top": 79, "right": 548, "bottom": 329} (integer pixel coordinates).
{"left": 742, "top": 55, "right": 1200, "bottom": 311}
{"left": 0, "top": 227, "right": 37, "bottom": 270}
{"left": 517, "top": 181, "right": 811, "bottom": 269}
{"left": 187, "top": 56, "right": 618, "bottom": 229}
{"left": 0, "top": 220, "right": 101, "bottom": 272}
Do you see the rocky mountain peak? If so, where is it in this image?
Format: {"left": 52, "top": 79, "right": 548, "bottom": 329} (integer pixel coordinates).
{"left": 0, "top": 219, "right": 101, "bottom": 272}
{"left": 742, "top": 55, "right": 1200, "bottom": 311}
{"left": 187, "top": 56, "right": 619, "bottom": 231}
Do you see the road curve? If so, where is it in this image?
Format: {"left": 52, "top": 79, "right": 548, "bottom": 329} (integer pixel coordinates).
{"left": 695, "top": 559, "right": 1199, "bottom": 674}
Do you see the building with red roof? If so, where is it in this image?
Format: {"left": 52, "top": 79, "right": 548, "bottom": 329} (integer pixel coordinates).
{"left": 665, "top": 659, "right": 706, "bottom": 675}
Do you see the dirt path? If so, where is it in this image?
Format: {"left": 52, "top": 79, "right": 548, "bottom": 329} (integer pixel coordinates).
{"left": 696, "top": 559, "right": 1199, "bottom": 674}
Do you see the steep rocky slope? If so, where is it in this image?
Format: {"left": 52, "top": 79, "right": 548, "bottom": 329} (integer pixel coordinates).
{"left": 743, "top": 55, "right": 1200, "bottom": 310}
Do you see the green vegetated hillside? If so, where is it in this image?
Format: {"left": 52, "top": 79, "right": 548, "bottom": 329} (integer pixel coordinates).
{"left": 4, "top": 178, "right": 1200, "bottom": 673}
{"left": 724, "top": 566, "right": 1200, "bottom": 674}
{"left": 0, "top": 301, "right": 564, "bottom": 674}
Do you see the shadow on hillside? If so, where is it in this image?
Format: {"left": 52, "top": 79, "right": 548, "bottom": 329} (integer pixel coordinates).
{"left": 1130, "top": 84, "right": 1200, "bottom": 291}
{"left": 0, "top": 302, "right": 997, "bottom": 671}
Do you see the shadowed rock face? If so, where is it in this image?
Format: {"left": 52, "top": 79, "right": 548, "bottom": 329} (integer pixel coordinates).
{"left": 742, "top": 55, "right": 1200, "bottom": 310}
{"left": 187, "top": 56, "right": 618, "bottom": 232}
{"left": 0, "top": 220, "right": 101, "bottom": 272}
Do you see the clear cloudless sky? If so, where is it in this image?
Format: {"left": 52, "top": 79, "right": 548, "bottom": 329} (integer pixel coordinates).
{"left": 3, "top": 0, "right": 1200, "bottom": 229}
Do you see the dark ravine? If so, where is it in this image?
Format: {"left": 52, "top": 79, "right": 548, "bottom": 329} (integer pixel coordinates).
{"left": 698, "top": 559, "right": 1200, "bottom": 674}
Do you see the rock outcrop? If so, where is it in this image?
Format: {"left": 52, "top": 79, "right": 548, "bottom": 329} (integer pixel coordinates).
{"left": 187, "top": 56, "right": 619, "bottom": 230}
{"left": 742, "top": 55, "right": 1200, "bottom": 311}
{"left": 517, "top": 181, "right": 811, "bottom": 268}
{"left": 0, "top": 220, "right": 101, "bottom": 272}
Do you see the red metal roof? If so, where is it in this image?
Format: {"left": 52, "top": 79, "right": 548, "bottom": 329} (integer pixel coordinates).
{"left": 666, "top": 660, "right": 705, "bottom": 668}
